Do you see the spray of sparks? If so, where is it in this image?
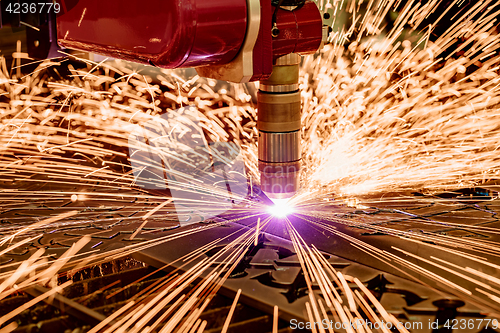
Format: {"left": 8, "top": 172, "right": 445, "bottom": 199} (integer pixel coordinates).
{"left": 2, "top": 0, "right": 500, "bottom": 331}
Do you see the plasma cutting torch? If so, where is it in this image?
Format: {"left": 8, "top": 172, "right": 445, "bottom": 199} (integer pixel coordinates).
{"left": 2, "top": 0, "right": 328, "bottom": 200}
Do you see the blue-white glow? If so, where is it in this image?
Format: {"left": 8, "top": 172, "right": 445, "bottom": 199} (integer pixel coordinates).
{"left": 267, "top": 199, "right": 294, "bottom": 217}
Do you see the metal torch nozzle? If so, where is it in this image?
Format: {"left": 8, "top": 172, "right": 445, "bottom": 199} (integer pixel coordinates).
{"left": 258, "top": 54, "right": 301, "bottom": 200}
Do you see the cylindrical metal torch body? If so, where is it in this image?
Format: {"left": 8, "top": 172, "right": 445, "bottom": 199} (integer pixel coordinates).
{"left": 258, "top": 53, "right": 302, "bottom": 199}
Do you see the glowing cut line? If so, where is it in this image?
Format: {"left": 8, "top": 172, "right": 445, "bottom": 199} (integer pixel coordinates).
{"left": 267, "top": 199, "right": 295, "bottom": 218}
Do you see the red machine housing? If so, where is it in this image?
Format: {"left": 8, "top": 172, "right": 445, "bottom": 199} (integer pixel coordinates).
{"left": 56, "top": 0, "right": 248, "bottom": 68}
{"left": 272, "top": 1, "right": 323, "bottom": 60}
{"left": 56, "top": 0, "right": 323, "bottom": 82}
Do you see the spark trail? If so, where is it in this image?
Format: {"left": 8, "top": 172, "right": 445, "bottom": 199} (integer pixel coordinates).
{"left": 302, "top": 0, "right": 500, "bottom": 196}
{"left": 269, "top": 197, "right": 500, "bottom": 313}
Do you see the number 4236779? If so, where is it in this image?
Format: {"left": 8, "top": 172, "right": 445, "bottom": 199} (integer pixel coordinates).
{"left": 5, "top": 2, "right": 61, "bottom": 14}
{"left": 444, "top": 319, "right": 499, "bottom": 330}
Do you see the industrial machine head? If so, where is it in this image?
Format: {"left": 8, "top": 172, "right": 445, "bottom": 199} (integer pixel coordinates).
{"left": 26, "top": 0, "right": 329, "bottom": 199}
